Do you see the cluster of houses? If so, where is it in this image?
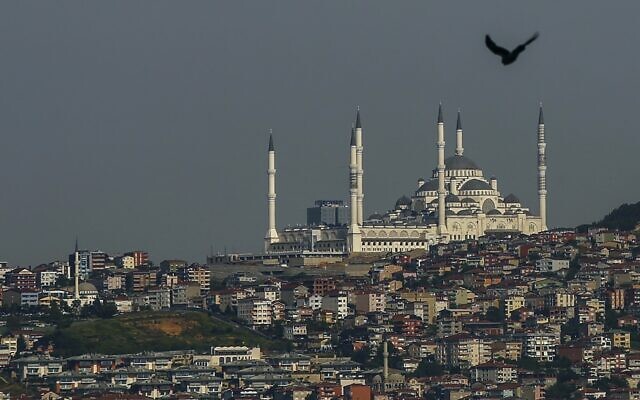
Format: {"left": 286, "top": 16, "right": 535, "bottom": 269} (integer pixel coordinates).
{"left": 0, "top": 255, "right": 212, "bottom": 312}
{"left": 2, "top": 227, "right": 640, "bottom": 399}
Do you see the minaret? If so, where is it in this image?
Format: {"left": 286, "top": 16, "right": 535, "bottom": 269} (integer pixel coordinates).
{"left": 383, "top": 340, "right": 389, "bottom": 383}
{"left": 437, "top": 104, "right": 447, "bottom": 235}
{"left": 74, "top": 238, "right": 80, "bottom": 300}
{"left": 355, "top": 108, "right": 364, "bottom": 225}
{"left": 264, "top": 132, "right": 279, "bottom": 251}
{"left": 455, "top": 109, "right": 464, "bottom": 156}
{"left": 537, "top": 105, "right": 548, "bottom": 231}
{"left": 348, "top": 125, "right": 362, "bottom": 252}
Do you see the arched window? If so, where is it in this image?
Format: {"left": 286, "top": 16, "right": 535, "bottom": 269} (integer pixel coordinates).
{"left": 482, "top": 198, "right": 496, "bottom": 213}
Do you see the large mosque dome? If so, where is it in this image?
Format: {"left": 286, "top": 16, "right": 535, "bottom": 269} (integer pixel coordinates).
{"left": 444, "top": 155, "right": 480, "bottom": 170}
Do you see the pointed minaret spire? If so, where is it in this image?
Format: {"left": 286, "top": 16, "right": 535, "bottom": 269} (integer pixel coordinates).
{"left": 538, "top": 103, "right": 544, "bottom": 125}
{"left": 268, "top": 129, "right": 274, "bottom": 152}
{"left": 355, "top": 106, "right": 362, "bottom": 129}
{"left": 455, "top": 109, "right": 464, "bottom": 156}
{"left": 437, "top": 103, "right": 444, "bottom": 123}
{"left": 74, "top": 236, "right": 78, "bottom": 252}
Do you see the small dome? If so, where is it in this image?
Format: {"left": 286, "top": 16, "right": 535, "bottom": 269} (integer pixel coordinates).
{"left": 416, "top": 179, "right": 438, "bottom": 192}
{"left": 395, "top": 195, "right": 411, "bottom": 208}
{"left": 504, "top": 193, "right": 520, "bottom": 203}
{"left": 445, "top": 194, "right": 460, "bottom": 203}
{"left": 458, "top": 209, "right": 474, "bottom": 215}
{"left": 445, "top": 155, "right": 480, "bottom": 170}
{"left": 460, "top": 197, "right": 477, "bottom": 203}
{"left": 79, "top": 282, "right": 98, "bottom": 292}
{"left": 487, "top": 209, "right": 502, "bottom": 215}
{"left": 460, "top": 179, "right": 492, "bottom": 191}
{"left": 64, "top": 282, "right": 98, "bottom": 294}
{"left": 445, "top": 209, "right": 457, "bottom": 215}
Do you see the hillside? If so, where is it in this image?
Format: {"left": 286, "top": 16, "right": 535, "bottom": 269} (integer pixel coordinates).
{"left": 47, "top": 311, "right": 288, "bottom": 357}
{"left": 587, "top": 201, "right": 640, "bottom": 232}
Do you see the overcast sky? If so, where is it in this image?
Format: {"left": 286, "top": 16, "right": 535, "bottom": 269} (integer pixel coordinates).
{"left": 1, "top": 1, "right": 639, "bottom": 266}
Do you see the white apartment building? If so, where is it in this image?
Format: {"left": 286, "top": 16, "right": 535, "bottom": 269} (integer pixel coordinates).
{"left": 321, "top": 291, "right": 349, "bottom": 319}
{"left": 437, "top": 335, "right": 492, "bottom": 368}
{"left": 308, "top": 293, "right": 323, "bottom": 310}
{"left": 471, "top": 362, "right": 518, "bottom": 383}
{"left": 237, "top": 298, "right": 272, "bottom": 327}
{"left": 518, "top": 331, "right": 560, "bottom": 362}
{"left": 283, "top": 324, "right": 308, "bottom": 340}
{"left": 38, "top": 271, "right": 60, "bottom": 287}
{"left": 536, "top": 258, "right": 570, "bottom": 273}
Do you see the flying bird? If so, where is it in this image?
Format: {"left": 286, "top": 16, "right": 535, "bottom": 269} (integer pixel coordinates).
{"left": 485, "top": 32, "right": 539, "bottom": 65}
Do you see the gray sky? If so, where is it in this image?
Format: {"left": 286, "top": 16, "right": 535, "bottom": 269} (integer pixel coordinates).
{"left": 1, "top": 1, "right": 639, "bottom": 266}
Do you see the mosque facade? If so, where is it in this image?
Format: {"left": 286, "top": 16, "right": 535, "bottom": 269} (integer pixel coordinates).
{"left": 263, "top": 105, "right": 548, "bottom": 255}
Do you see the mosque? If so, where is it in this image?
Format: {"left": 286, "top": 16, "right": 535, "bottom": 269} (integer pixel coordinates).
{"left": 263, "top": 105, "right": 548, "bottom": 256}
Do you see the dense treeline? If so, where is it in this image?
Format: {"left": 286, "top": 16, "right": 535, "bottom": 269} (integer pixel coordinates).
{"left": 577, "top": 201, "right": 640, "bottom": 232}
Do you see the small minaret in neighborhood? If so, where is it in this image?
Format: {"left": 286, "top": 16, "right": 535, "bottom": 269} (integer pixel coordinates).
{"left": 348, "top": 125, "right": 362, "bottom": 252}
{"left": 383, "top": 340, "right": 389, "bottom": 384}
{"left": 537, "top": 105, "right": 548, "bottom": 231}
{"left": 264, "top": 132, "right": 279, "bottom": 251}
{"left": 455, "top": 109, "right": 464, "bottom": 156}
{"left": 74, "top": 238, "right": 80, "bottom": 300}
{"left": 436, "top": 104, "right": 447, "bottom": 235}
{"left": 355, "top": 108, "right": 364, "bottom": 225}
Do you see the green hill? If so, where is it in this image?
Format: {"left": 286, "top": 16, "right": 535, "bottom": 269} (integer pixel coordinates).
{"left": 47, "top": 311, "right": 288, "bottom": 357}
{"left": 583, "top": 201, "right": 640, "bottom": 232}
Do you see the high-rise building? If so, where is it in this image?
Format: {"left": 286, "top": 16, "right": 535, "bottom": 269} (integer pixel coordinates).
{"left": 69, "top": 250, "right": 91, "bottom": 279}
{"left": 307, "top": 200, "right": 349, "bottom": 227}
{"left": 125, "top": 251, "right": 149, "bottom": 267}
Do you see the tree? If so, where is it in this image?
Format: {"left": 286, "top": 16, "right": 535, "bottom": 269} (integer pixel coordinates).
{"left": 16, "top": 335, "right": 27, "bottom": 355}
{"left": 98, "top": 302, "right": 118, "bottom": 318}
{"left": 561, "top": 318, "right": 581, "bottom": 339}
{"left": 592, "top": 376, "right": 629, "bottom": 392}
{"left": 546, "top": 382, "right": 577, "bottom": 400}
{"left": 517, "top": 356, "right": 541, "bottom": 372}
{"left": 485, "top": 306, "right": 504, "bottom": 322}
{"left": 565, "top": 259, "right": 581, "bottom": 281}
{"left": 6, "top": 315, "right": 21, "bottom": 332}
{"left": 413, "top": 356, "right": 444, "bottom": 377}
{"left": 42, "top": 301, "right": 67, "bottom": 325}
{"left": 605, "top": 309, "right": 624, "bottom": 330}
{"left": 351, "top": 348, "right": 369, "bottom": 365}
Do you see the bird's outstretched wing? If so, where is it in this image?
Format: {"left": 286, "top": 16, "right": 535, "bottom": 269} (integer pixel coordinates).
{"left": 485, "top": 35, "right": 510, "bottom": 57}
{"left": 512, "top": 32, "right": 539, "bottom": 57}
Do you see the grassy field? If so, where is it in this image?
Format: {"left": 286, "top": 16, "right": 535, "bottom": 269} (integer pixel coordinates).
{"left": 49, "top": 311, "right": 288, "bottom": 357}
